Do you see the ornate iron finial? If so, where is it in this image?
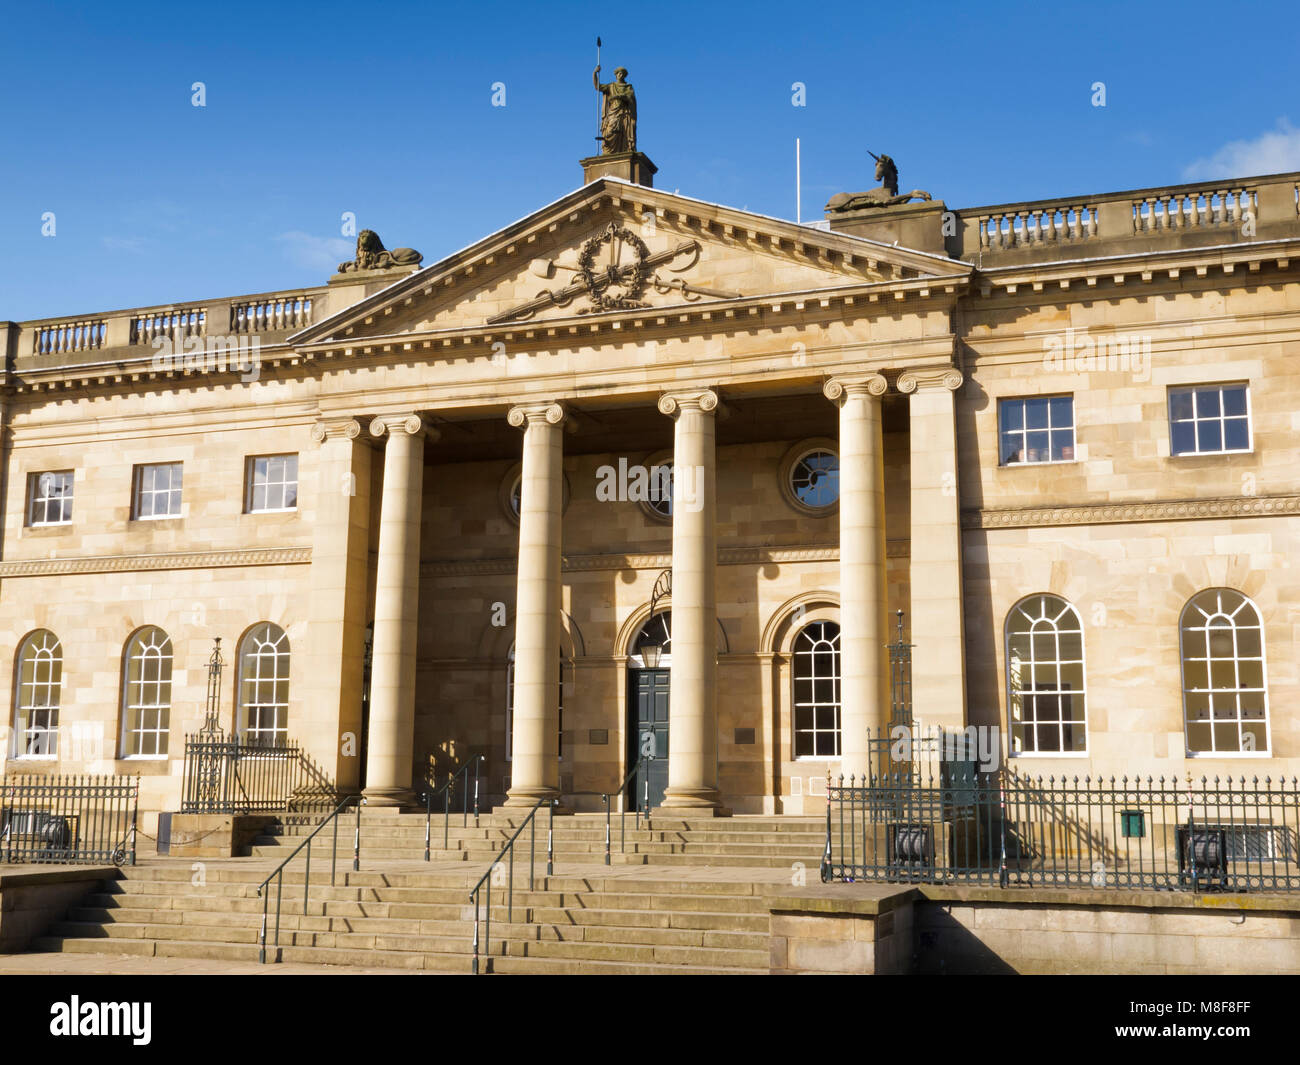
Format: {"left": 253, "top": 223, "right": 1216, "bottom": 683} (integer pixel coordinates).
{"left": 201, "top": 637, "right": 225, "bottom": 737}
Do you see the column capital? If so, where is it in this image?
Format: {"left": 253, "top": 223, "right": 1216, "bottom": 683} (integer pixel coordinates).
{"left": 368, "top": 413, "right": 438, "bottom": 441}
{"left": 897, "top": 368, "right": 964, "bottom": 394}
{"left": 823, "top": 373, "right": 887, "bottom": 405}
{"left": 310, "top": 416, "right": 363, "bottom": 445}
{"left": 658, "top": 388, "right": 722, "bottom": 418}
{"left": 507, "top": 401, "right": 568, "bottom": 429}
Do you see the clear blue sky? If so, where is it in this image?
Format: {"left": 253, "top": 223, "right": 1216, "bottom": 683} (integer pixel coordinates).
{"left": 3, "top": 0, "right": 1298, "bottom": 320}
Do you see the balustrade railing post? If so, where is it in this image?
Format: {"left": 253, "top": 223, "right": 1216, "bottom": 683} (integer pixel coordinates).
{"left": 259, "top": 891, "right": 268, "bottom": 964}
{"left": 444, "top": 782, "right": 451, "bottom": 851}
{"left": 547, "top": 799, "right": 555, "bottom": 877}
{"left": 473, "top": 756, "right": 481, "bottom": 827}
{"left": 354, "top": 797, "right": 362, "bottom": 872}
{"left": 304, "top": 838, "right": 311, "bottom": 915}
{"left": 471, "top": 891, "right": 481, "bottom": 975}
{"left": 603, "top": 793, "right": 611, "bottom": 866}
{"left": 423, "top": 789, "right": 431, "bottom": 862}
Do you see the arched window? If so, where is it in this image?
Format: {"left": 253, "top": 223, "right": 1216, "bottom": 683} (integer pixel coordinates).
{"left": 793, "top": 621, "right": 840, "bottom": 758}
{"left": 238, "top": 622, "right": 290, "bottom": 747}
{"left": 1005, "top": 595, "right": 1087, "bottom": 755}
{"left": 13, "top": 630, "right": 62, "bottom": 757}
{"left": 505, "top": 644, "right": 565, "bottom": 762}
{"left": 121, "top": 626, "right": 173, "bottom": 757}
{"left": 1180, "top": 589, "right": 1269, "bottom": 754}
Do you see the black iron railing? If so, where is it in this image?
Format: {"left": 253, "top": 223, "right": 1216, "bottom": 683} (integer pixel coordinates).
{"left": 470, "top": 797, "right": 557, "bottom": 974}
{"left": 180, "top": 736, "right": 337, "bottom": 816}
{"left": 1, "top": 775, "right": 139, "bottom": 866}
{"left": 419, "top": 756, "right": 484, "bottom": 860}
{"left": 822, "top": 760, "right": 1300, "bottom": 893}
{"left": 255, "top": 794, "right": 364, "bottom": 963}
{"left": 600, "top": 754, "right": 652, "bottom": 866}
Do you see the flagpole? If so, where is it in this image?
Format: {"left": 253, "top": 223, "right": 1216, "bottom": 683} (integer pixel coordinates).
{"left": 595, "top": 36, "right": 602, "bottom": 147}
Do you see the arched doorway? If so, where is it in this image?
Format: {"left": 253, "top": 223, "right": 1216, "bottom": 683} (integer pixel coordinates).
{"left": 627, "top": 611, "right": 671, "bottom": 809}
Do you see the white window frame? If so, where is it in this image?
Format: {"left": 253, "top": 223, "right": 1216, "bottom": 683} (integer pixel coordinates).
{"left": 132, "top": 462, "right": 183, "bottom": 520}
{"left": 998, "top": 395, "right": 1077, "bottom": 466}
{"left": 1168, "top": 383, "right": 1252, "bottom": 457}
{"left": 120, "top": 626, "right": 173, "bottom": 759}
{"left": 1005, "top": 594, "right": 1088, "bottom": 757}
{"left": 246, "top": 454, "right": 299, "bottom": 513}
{"left": 13, "top": 630, "right": 62, "bottom": 759}
{"left": 1179, "top": 589, "right": 1270, "bottom": 757}
{"left": 238, "top": 623, "right": 291, "bottom": 747}
{"left": 792, "top": 620, "right": 842, "bottom": 761}
{"left": 27, "top": 470, "right": 74, "bottom": 526}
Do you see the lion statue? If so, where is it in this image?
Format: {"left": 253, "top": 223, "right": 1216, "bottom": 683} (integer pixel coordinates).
{"left": 338, "top": 230, "right": 423, "bottom": 272}
{"left": 825, "top": 152, "right": 932, "bottom": 213}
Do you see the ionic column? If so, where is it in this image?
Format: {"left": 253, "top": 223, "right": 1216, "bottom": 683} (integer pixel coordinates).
{"left": 657, "top": 389, "right": 724, "bottom": 811}
{"left": 503, "top": 402, "right": 567, "bottom": 807}
{"left": 362, "top": 414, "right": 435, "bottom": 807}
{"left": 898, "top": 369, "right": 967, "bottom": 732}
{"left": 304, "top": 417, "right": 372, "bottom": 793}
{"left": 824, "top": 374, "right": 889, "bottom": 780}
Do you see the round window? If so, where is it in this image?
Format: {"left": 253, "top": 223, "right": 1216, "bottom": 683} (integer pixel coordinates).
{"left": 780, "top": 440, "right": 840, "bottom": 514}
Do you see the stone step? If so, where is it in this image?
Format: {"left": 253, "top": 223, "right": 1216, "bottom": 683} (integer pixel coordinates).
{"left": 66, "top": 905, "right": 768, "bottom": 949}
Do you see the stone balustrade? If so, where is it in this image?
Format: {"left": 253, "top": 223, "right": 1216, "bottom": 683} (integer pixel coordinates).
{"left": 31, "top": 319, "right": 106, "bottom": 355}
{"left": 1129, "top": 185, "right": 1255, "bottom": 233}
{"left": 230, "top": 294, "right": 313, "bottom": 334}
{"left": 957, "top": 171, "right": 1299, "bottom": 261}
{"left": 129, "top": 307, "right": 206, "bottom": 345}
{"left": 9, "top": 285, "right": 329, "bottom": 370}
{"left": 976, "top": 202, "right": 1099, "bottom": 251}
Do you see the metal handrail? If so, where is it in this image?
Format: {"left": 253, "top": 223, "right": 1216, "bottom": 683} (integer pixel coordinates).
{"left": 469, "top": 797, "right": 557, "bottom": 974}
{"left": 600, "top": 754, "right": 653, "bottom": 866}
{"left": 419, "top": 755, "right": 484, "bottom": 861}
{"left": 255, "top": 794, "right": 364, "bottom": 963}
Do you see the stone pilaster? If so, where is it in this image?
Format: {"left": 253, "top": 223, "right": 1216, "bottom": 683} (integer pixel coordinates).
{"left": 503, "top": 402, "right": 567, "bottom": 807}
{"left": 656, "top": 389, "right": 725, "bottom": 812}
{"left": 304, "top": 417, "right": 372, "bottom": 793}
{"left": 898, "top": 369, "right": 967, "bottom": 732}
{"left": 362, "top": 413, "right": 435, "bottom": 808}
{"left": 824, "top": 374, "right": 889, "bottom": 780}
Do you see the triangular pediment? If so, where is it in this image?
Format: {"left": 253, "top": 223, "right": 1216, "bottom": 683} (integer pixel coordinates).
{"left": 290, "top": 179, "right": 970, "bottom": 348}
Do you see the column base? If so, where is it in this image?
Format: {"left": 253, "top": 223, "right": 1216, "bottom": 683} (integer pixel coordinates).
{"left": 655, "top": 787, "right": 732, "bottom": 817}
{"left": 361, "top": 785, "right": 416, "bottom": 809}
{"left": 502, "top": 786, "right": 573, "bottom": 814}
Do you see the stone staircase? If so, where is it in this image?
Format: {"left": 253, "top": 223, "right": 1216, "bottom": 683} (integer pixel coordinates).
{"left": 253, "top": 809, "right": 828, "bottom": 870}
{"left": 33, "top": 862, "right": 776, "bottom": 974}
{"left": 30, "top": 810, "right": 827, "bottom": 973}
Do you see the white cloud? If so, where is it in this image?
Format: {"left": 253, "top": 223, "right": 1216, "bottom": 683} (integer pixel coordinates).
{"left": 276, "top": 231, "right": 353, "bottom": 273}
{"left": 1183, "top": 119, "right": 1300, "bottom": 181}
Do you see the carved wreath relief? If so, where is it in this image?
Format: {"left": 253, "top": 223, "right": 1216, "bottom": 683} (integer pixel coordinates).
{"left": 486, "top": 221, "right": 741, "bottom": 324}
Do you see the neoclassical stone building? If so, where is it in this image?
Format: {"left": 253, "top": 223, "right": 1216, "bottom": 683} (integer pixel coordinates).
{"left": 2, "top": 139, "right": 1298, "bottom": 826}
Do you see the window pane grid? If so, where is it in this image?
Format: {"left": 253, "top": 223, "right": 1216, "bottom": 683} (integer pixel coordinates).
{"left": 14, "top": 630, "right": 62, "bottom": 756}
{"left": 1181, "top": 589, "right": 1269, "bottom": 753}
{"left": 1169, "top": 385, "right": 1250, "bottom": 455}
{"left": 999, "top": 397, "right": 1075, "bottom": 465}
{"left": 134, "top": 463, "right": 183, "bottom": 518}
{"left": 1006, "top": 596, "right": 1087, "bottom": 754}
{"left": 123, "top": 627, "right": 173, "bottom": 756}
{"left": 239, "top": 623, "right": 290, "bottom": 746}
{"left": 793, "top": 621, "right": 841, "bottom": 758}
{"left": 28, "top": 471, "right": 74, "bottom": 525}
{"left": 248, "top": 454, "right": 299, "bottom": 512}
